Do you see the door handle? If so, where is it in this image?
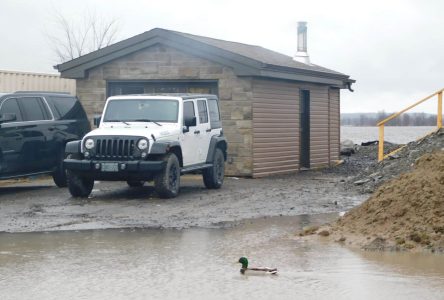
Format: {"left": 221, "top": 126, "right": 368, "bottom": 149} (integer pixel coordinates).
{"left": 48, "top": 126, "right": 56, "bottom": 131}
{"left": 194, "top": 130, "right": 200, "bottom": 134}
{"left": 206, "top": 128, "right": 211, "bottom": 132}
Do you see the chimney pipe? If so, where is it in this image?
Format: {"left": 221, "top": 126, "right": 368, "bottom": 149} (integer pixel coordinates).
{"left": 293, "top": 21, "right": 310, "bottom": 64}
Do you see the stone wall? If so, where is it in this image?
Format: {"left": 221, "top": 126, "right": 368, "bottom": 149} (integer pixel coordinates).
{"left": 76, "top": 44, "right": 253, "bottom": 176}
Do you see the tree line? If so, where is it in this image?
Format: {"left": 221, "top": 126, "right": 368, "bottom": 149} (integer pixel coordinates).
{"left": 341, "top": 112, "right": 439, "bottom": 126}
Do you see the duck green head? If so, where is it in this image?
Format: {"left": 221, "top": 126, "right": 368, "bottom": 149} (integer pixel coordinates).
{"left": 238, "top": 257, "right": 248, "bottom": 269}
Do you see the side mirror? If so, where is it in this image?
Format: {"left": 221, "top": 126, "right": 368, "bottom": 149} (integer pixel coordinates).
{"left": 93, "top": 115, "right": 101, "bottom": 127}
{"left": 184, "top": 116, "right": 196, "bottom": 127}
{"left": 0, "top": 113, "right": 17, "bottom": 123}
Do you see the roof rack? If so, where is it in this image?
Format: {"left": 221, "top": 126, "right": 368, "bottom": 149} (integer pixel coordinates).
{"left": 13, "top": 91, "right": 70, "bottom": 95}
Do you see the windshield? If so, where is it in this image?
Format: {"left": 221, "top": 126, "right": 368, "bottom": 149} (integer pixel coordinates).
{"left": 103, "top": 99, "right": 179, "bottom": 123}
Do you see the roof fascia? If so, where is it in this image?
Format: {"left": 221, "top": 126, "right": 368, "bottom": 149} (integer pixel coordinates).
{"left": 56, "top": 29, "right": 161, "bottom": 72}
{"left": 257, "top": 70, "right": 346, "bottom": 86}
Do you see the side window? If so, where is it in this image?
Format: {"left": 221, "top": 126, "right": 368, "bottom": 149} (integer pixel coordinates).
{"left": 0, "top": 98, "right": 23, "bottom": 121}
{"left": 197, "top": 100, "right": 208, "bottom": 124}
{"left": 183, "top": 101, "right": 195, "bottom": 124}
{"left": 207, "top": 99, "right": 220, "bottom": 122}
{"left": 18, "top": 97, "right": 50, "bottom": 121}
{"left": 50, "top": 96, "right": 87, "bottom": 120}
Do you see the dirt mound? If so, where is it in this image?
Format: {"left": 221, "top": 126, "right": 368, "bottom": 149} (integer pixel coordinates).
{"left": 331, "top": 150, "right": 444, "bottom": 252}
{"left": 348, "top": 128, "right": 444, "bottom": 193}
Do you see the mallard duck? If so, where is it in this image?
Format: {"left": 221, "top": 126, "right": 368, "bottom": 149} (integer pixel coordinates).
{"left": 238, "top": 257, "right": 277, "bottom": 275}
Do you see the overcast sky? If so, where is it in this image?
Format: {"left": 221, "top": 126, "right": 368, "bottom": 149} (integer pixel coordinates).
{"left": 1, "top": 0, "right": 443, "bottom": 113}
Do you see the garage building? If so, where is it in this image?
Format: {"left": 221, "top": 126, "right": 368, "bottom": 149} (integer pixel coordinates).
{"left": 55, "top": 26, "right": 354, "bottom": 177}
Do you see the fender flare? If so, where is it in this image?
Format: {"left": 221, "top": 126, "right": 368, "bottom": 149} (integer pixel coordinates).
{"left": 206, "top": 136, "right": 227, "bottom": 163}
{"left": 65, "top": 140, "right": 81, "bottom": 155}
{"left": 150, "top": 141, "right": 181, "bottom": 154}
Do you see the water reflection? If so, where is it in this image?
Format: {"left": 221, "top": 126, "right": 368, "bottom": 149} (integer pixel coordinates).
{"left": 0, "top": 214, "right": 443, "bottom": 300}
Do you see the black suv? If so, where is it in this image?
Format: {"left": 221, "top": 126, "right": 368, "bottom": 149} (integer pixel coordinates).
{"left": 0, "top": 92, "right": 90, "bottom": 187}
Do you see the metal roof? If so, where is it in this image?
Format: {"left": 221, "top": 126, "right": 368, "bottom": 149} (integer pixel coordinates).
{"left": 55, "top": 28, "right": 354, "bottom": 88}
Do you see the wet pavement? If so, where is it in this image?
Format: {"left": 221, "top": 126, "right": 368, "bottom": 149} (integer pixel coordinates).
{"left": 0, "top": 214, "right": 443, "bottom": 300}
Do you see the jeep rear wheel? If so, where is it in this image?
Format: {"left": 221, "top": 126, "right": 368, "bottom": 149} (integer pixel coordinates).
{"left": 203, "top": 148, "right": 225, "bottom": 189}
{"left": 66, "top": 155, "right": 94, "bottom": 197}
{"left": 154, "top": 153, "right": 180, "bottom": 198}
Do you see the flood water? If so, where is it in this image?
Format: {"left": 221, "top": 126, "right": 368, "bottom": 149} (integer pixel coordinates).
{"left": 341, "top": 126, "right": 436, "bottom": 144}
{"left": 1, "top": 214, "right": 443, "bottom": 300}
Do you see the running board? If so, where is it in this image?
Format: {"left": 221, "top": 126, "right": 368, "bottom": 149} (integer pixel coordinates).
{"left": 181, "top": 164, "right": 212, "bottom": 174}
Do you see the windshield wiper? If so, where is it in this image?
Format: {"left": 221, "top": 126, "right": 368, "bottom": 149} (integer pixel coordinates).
{"left": 131, "top": 119, "right": 162, "bottom": 126}
{"left": 105, "top": 120, "right": 130, "bottom": 125}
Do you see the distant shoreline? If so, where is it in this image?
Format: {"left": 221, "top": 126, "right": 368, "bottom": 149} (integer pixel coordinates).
{"left": 341, "top": 126, "right": 437, "bottom": 144}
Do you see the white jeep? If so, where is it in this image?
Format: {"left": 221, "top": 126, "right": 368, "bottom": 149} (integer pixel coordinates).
{"left": 64, "top": 94, "right": 227, "bottom": 198}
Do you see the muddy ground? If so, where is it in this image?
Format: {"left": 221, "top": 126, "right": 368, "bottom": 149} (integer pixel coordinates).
{"left": 0, "top": 172, "right": 366, "bottom": 233}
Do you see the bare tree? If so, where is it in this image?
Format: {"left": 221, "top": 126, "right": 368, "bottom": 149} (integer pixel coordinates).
{"left": 48, "top": 9, "right": 119, "bottom": 63}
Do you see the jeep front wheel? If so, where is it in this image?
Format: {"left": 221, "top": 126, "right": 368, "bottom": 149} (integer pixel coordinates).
{"left": 52, "top": 148, "right": 67, "bottom": 188}
{"left": 154, "top": 153, "right": 180, "bottom": 198}
{"left": 203, "top": 148, "right": 225, "bottom": 189}
{"left": 66, "top": 155, "right": 94, "bottom": 197}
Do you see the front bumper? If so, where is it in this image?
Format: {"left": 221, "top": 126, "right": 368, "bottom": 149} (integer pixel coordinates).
{"left": 64, "top": 159, "right": 165, "bottom": 180}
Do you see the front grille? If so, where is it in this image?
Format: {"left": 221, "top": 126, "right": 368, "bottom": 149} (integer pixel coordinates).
{"left": 93, "top": 137, "right": 137, "bottom": 159}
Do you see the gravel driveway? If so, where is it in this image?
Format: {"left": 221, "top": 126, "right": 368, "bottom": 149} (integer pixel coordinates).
{"left": 0, "top": 172, "right": 366, "bottom": 232}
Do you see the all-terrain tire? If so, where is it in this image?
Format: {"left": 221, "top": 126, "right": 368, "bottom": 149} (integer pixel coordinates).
{"left": 154, "top": 153, "right": 180, "bottom": 198}
{"left": 52, "top": 147, "right": 67, "bottom": 187}
{"left": 127, "top": 180, "right": 145, "bottom": 187}
{"left": 203, "top": 148, "right": 225, "bottom": 189}
{"left": 66, "top": 154, "right": 94, "bottom": 197}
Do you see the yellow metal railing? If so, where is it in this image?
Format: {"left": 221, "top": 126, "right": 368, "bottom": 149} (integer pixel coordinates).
{"left": 377, "top": 88, "right": 443, "bottom": 161}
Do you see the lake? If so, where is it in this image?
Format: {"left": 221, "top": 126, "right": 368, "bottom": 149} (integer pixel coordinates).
{"left": 341, "top": 126, "right": 437, "bottom": 144}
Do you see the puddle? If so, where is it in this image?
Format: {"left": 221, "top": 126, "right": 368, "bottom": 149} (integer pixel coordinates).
{"left": 0, "top": 214, "right": 443, "bottom": 300}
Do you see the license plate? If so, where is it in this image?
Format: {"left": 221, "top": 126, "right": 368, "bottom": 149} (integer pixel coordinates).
{"left": 101, "top": 162, "right": 118, "bottom": 172}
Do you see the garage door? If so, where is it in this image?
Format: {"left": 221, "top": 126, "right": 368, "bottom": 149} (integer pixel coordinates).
{"left": 107, "top": 81, "right": 218, "bottom": 97}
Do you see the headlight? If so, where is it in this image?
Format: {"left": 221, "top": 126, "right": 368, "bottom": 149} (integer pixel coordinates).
{"left": 84, "top": 138, "right": 95, "bottom": 150}
{"left": 137, "top": 139, "right": 148, "bottom": 150}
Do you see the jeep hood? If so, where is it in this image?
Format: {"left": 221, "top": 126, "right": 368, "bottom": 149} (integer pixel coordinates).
{"left": 85, "top": 123, "right": 179, "bottom": 140}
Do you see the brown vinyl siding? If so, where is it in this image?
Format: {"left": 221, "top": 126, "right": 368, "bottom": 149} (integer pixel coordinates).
{"left": 252, "top": 79, "right": 338, "bottom": 177}
{"left": 329, "top": 88, "right": 340, "bottom": 161}
{"left": 252, "top": 79, "right": 300, "bottom": 177}
{"left": 309, "top": 85, "right": 330, "bottom": 167}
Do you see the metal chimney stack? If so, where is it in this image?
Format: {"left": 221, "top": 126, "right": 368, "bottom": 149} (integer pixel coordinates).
{"left": 293, "top": 21, "right": 310, "bottom": 64}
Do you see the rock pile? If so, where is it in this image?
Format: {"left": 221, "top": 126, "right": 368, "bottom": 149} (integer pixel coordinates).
{"left": 325, "top": 140, "right": 398, "bottom": 178}
{"left": 347, "top": 128, "right": 444, "bottom": 193}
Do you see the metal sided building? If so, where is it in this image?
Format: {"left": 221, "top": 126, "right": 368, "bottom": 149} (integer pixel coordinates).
{"left": 55, "top": 25, "right": 354, "bottom": 177}
{"left": 0, "top": 70, "right": 75, "bottom": 95}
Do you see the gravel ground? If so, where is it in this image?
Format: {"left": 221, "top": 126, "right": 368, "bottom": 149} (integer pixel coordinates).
{"left": 0, "top": 172, "right": 366, "bottom": 233}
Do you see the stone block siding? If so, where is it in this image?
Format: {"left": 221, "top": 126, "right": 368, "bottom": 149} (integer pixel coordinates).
{"left": 76, "top": 44, "right": 253, "bottom": 176}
